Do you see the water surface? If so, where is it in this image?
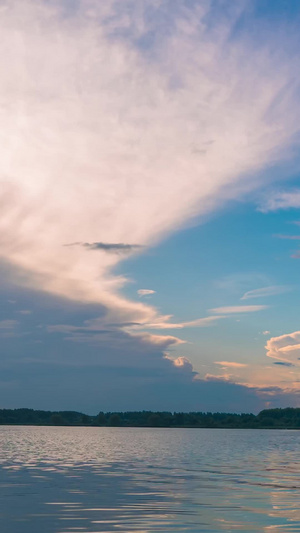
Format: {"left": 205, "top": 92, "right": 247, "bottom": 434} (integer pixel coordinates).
{"left": 0, "top": 426, "right": 299, "bottom": 532}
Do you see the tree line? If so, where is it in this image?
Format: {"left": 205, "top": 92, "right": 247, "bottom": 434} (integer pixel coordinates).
{"left": 0, "top": 407, "right": 300, "bottom": 428}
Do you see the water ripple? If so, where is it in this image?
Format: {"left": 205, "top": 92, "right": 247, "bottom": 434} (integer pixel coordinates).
{"left": 0, "top": 427, "right": 299, "bottom": 532}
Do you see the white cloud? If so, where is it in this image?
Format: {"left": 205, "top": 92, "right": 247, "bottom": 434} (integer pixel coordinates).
{"left": 259, "top": 190, "right": 300, "bottom": 212}
{"left": 262, "top": 330, "right": 270, "bottom": 335}
{"left": 215, "top": 361, "right": 248, "bottom": 368}
{"left": 265, "top": 331, "right": 300, "bottom": 365}
{"left": 210, "top": 305, "right": 268, "bottom": 314}
{"left": 138, "top": 315, "right": 225, "bottom": 330}
{"left": 204, "top": 373, "right": 234, "bottom": 382}
{"left": 48, "top": 314, "right": 224, "bottom": 344}
{"left": 0, "top": 0, "right": 300, "bottom": 336}
{"left": 137, "top": 289, "right": 156, "bottom": 296}
{"left": 164, "top": 355, "right": 195, "bottom": 374}
{"left": 129, "top": 331, "right": 185, "bottom": 348}
{"left": 241, "top": 285, "right": 289, "bottom": 300}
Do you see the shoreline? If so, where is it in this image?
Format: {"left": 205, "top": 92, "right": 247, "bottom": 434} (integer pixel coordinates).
{"left": 1, "top": 406, "right": 300, "bottom": 430}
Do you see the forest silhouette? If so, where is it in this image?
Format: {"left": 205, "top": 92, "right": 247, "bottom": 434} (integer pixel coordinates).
{"left": 1, "top": 407, "right": 300, "bottom": 429}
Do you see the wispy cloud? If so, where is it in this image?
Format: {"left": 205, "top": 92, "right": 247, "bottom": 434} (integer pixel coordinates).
{"left": 137, "top": 289, "right": 156, "bottom": 297}
{"left": 215, "top": 361, "right": 248, "bottom": 368}
{"left": 210, "top": 305, "right": 268, "bottom": 314}
{"left": 205, "top": 373, "right": 235, "bottom": 383}
{"left": 49, "top": 314, "right": 224, "bottom": 341}
{"left": 129, "top": 315, "right": 225, "bottom": 330}
{"left": 65, "top": 242, "right": 143, "bottom": 254}
{"left": 265, "top": 331, "right": 300, "bottom": 365}
{"left": 132, "top": 332, "right": 185, "bottom": 347}
{"left": 215, "top": 273, "right": 270, "bottom": 294}
{"left": 259, "top": 190, "right": 300, "bottom": 212}
{"left": 241, "top": 285, "right": 289, "bottom": 300}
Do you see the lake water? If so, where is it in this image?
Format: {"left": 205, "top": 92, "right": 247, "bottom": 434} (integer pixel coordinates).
{"left": 0, "top": 426, "right": 299, "bottom": 532}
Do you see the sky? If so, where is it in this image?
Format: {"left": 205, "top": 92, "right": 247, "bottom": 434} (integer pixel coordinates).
{"left": 1, "top": 0, "right": 300, "bottom": 414}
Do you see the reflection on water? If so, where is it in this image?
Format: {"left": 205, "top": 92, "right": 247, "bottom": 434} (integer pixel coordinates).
{"left": 0, "top": 426, "right": 299, "bottom": 532}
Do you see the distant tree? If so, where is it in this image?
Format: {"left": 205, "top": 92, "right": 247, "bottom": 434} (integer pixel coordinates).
{"left": 50, "top": 414, "right": 66, "bottom": 426}
{"left": 96, "top": 412, "right": 107, "bottom": 426}
{"left": 188, "top": 414, "right": 200, "bottom": 426}
{"left": 261, "top": 417, "right": 274, "bottom": 427}
{"left": 173, "top": 413, "right": 185, "bottom": 426}
{"left": 108, "top": 414, "right": 121, "bottom": 426}
{"left": 147, "top": 413, "right": 163, "bottom": 427}
{"left": 24, "top": 412, "right": 37, "bottom": 424}
{"left": 2, "top": 407, "right": 300, "bottom": 429}
{"left": 80, "top": 414, "right": 90, "bottom": 425}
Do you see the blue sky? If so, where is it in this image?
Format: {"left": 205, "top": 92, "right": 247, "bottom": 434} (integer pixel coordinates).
{"left": 1, "top": 0, "right": 300, "bottom": 413}
{"left": 119, "top": 198, "right": 300, "bottom": 374}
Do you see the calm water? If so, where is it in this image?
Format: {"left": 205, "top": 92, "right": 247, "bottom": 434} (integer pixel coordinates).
{"left": 0, "top": 427, "right": 299, "bottom": 532}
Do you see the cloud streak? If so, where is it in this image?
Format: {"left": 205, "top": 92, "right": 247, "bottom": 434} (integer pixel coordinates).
{"left": 260, "top": 190, "right": 300, "bottom": 212}
{"left": 48, "top": 314, "right": 224, "bottom": 340}
{"left": 215, "top": 361, "right": 248, "bottom": 368}
{"left": 241, "top": 285, "right": 289, "bottom": 300}
{"left": 137, "top": 289, "right": 156, "bottom": 296}
{"left": 130, "top": 315, "right": 225, "bottom": 330}
{"left": 65, "top": 242, "right": 143, "bottom": 253}
{"left": 210, "top": 305, "right": 268, "bottom": 314}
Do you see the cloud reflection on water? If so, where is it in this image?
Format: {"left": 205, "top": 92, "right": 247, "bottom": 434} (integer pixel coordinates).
{"left": 0, "top": 426, "right": 300, "bottom": 532}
